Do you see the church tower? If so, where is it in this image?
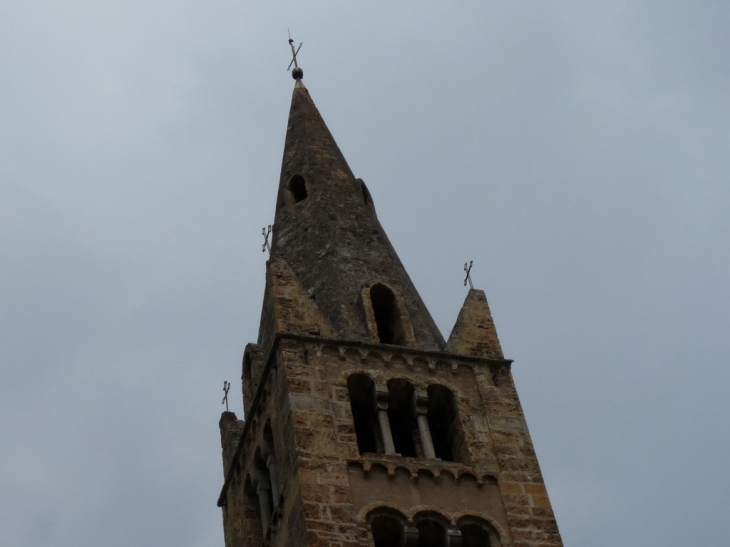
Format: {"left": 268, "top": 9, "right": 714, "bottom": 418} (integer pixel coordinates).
{"left": 218, "top": 68, "right": 564, "bottom": 547}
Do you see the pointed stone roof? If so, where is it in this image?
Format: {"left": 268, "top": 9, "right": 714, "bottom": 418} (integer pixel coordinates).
{"left": 257, "top": 81, "right": 445, "bottom": 351}
{"left": 275, "top": 80, "right": 355, "bottom": 196}
{"left": 446, "top": 289, "right": 504, "bottom": 359}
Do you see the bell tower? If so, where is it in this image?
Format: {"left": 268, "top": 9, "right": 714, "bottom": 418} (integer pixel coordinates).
{"left": 217, "top": 68, "right": 564, "bottom": 547}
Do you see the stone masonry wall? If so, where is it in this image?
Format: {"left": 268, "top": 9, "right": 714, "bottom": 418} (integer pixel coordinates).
{"left": 220, "top": 342, "right": 310, "bottom": 547}
{"left": 220, "top": 334, "right": 562, "bottom": 547}
{"left": 476, "top": 365, "right": 563, "bottom": 547}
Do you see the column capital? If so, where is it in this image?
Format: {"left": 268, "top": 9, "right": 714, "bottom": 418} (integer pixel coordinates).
{"left": 415, "top": 393, "right": 429, "bottom": 416}
{"left": 376, "top": 388, "right": 390, "bottom": 411}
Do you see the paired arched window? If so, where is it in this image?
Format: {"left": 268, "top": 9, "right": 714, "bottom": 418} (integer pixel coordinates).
{"left": 368, "top": 510, "right": 500, "bottom": 547}
{"left": 347, "top": 375, "right": 466, "bottom": 463}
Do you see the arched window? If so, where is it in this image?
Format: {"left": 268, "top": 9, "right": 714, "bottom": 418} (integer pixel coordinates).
{"left": 368, "top": 509, "right": 408, "bottom": 547}
{"left": 371, "top": 514, "right": 405, "bottom": 547}
{"left": 347, "top": 374, "right": 379, "bottom": 454}
{"left": 288, "top": 175, "right": 308, "bottom": 203}
{"left": 461, "top": 524, "right": 491, "bottom": 547}
{"left": 387, "top": 379, "right": 418, "bottom": 457}
{"left": 370, "top": 284, "right": 405, "bottom": 345}
{"left": 457, "top": 518, "right": 502, "bottom": 547}
{"left": 426, "top": 385, "right": 467, "bottom": 463}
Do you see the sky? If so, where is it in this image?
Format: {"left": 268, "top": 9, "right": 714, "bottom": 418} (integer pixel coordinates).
{"left": 1, "top": 1, "right": 729, "bottom": 546}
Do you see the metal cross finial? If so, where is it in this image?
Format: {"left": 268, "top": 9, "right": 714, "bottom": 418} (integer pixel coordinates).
{"left": 464, "top": 260, "right": 474, "bottom": 289}
{"left": 287, "top": 29, "right": 303, "bottom": 79}
{"left": 262, "top": 225, "right": 272, "bottom": 254}
{"left": 222, "top": 381, "right": 231, "bottom": 412}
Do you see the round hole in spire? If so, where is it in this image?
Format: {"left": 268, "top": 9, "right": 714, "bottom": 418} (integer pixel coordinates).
{"left": 288, "top": 175, "right": 308, "bottom": 203}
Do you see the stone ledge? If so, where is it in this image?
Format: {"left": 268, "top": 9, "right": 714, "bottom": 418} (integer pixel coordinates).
{"left": 347, "top": 456, "right": 497, "bottom": 486}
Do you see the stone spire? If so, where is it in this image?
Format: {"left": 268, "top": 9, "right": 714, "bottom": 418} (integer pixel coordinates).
{"left": 445, "top": 289, "right": 504, "bottom": 359}
{"left": 219, "top": 70, "right": 564, "bottom": 547}
{"left": 258, "top": 81, "right": 445, "bottom": 351}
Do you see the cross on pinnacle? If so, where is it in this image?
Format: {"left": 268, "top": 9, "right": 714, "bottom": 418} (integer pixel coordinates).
{"left": 287, "top": 30, "right": 303, "bottom": 80}
{"left": 262, "top": 225, "right": 272, "bottom": 254}
{"left": 222, "top": 381, "right": 230, "bottom": 412}
{"left": 464, "top": 260, "right": 474, "bottom": 289}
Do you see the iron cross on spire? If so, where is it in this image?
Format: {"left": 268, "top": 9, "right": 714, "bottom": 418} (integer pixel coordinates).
{"left": 222, "top": 381, "right": 230, "bottom": 412}
{"left": 464, "top": 260, "right": 474, "bottom": 289}
{"left": 262, "top": 224, "right": 272, "bottom": 254}
{"left": 287, "top": 30, "right": 303, "bottom": 80}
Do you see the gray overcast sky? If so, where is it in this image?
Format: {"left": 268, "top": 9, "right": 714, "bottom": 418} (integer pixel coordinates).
{"left": 1, "top": 2, "right": 728, "bottom": 546}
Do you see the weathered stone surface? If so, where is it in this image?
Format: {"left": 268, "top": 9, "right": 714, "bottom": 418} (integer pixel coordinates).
{"left": 219, "top": 411, "right": 244, "bottom": 472}
{"left": 446, "top": 289, "right": 504, "bottom": 359}
{"left": 262, "top": 257, "right": 334, "bottom": 347}
{"left": 265, "top": 81, "right": 445, "bottom": 352}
